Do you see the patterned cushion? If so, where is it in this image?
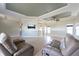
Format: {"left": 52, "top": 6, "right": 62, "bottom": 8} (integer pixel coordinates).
{"left": 50, "top": 40, "right": 60, "bottom": 50}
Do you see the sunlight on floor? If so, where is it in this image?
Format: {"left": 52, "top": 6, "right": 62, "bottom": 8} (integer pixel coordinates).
{"left": 44, "top": 36, "right": 52, "bottom": 44}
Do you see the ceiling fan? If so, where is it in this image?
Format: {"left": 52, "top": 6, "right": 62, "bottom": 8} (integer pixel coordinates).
{"left": 43, "top": 11, "right": 71, "bottom": 21}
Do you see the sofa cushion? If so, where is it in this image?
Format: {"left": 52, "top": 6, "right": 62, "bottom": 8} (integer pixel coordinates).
{"left": 0, "top": 33, "right": 7, "bottom": 43}
{"left": 43, "top": 47, "right": 62, "bottom": 56}
{"left": 13, "top": 37, "right": 25, "bottom": 46}
{"left": 61, "top": 34, "right": 79, "bottom": 56}
{"left": 0, "top": 43, "right": 11, "bottom": 56}
{"left": 13, "top": 43, "right": 34, "bottom": 56}
{"left": 0, "top": 33, "right": 17, "bottom": 55}
{"left": 50, "top": 40, "right": 60, "bottom": 50}
{"left": 60, "top": 38, "right": 66, "bottom": 50}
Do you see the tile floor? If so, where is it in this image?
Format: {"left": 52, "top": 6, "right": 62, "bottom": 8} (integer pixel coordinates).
{"left": 0, "top": 35, "right": 63, "bottom": 56}
{"left": 22, "top": 36, "right": 63, "bottom": 56}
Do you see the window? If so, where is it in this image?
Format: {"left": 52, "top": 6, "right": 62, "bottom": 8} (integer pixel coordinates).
{"left": 44, "top": 27, "right": 47, "bottom": 34}
{"left": 44, "top": 36, "right": 52, "bottom": 44}
{"left": 47, "top": 27, "right": 51, "bottom": 34}
{"left": 44, "top": 27, "right": 51, "bottom": 34}
{"left": 66, "top": 24, "right": 73, "bottom": 34}
{"left": 75, "top": 25, "right": 79, "bottom": 36}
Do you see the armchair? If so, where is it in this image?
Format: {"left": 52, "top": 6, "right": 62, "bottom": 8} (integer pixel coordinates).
{"left": 42, "top": 34, "right": 79, "bottom": 56}
{"left": 0, "top": 33, "right": 34, "bottom": 56}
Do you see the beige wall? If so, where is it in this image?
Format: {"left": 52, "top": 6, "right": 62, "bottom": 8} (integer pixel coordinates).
{"left": 38, "top": 16, "right": 79, "bottom": 37}
{"left": 0, "top": 15, "right": 79, "bottom": 37}
{"left": 0, "top": 13, "right": 79, "bottom": 37}
{"left": 0, "top": 15, "right": 39, "bottom": 36}
{"left": 0, "top": 15, "right": 20, "bottom": 36}
{"left": 0, "top": 3, "right": 79, "bottom": 37}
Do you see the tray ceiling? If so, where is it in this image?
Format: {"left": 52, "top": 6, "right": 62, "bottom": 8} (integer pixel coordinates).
{"left": 6, "top": 3, "right": 67, "bottom": 16}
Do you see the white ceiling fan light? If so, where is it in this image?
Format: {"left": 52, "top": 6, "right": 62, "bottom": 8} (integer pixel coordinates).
{"left": 54, "top": 18, "right": 60, "bottom": 21}
{"left": 43, "top": 16, "right": 59, "bottom": 21}
{"left": 51, "top": 16, "right": 59, "bottom": 21}
{"left": 43, "top": 11, "right": 71, "bottom": 21}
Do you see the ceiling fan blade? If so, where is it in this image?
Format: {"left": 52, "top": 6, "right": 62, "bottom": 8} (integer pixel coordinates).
{"left": 52, "top": 12, "right": 71, "bottom": 18}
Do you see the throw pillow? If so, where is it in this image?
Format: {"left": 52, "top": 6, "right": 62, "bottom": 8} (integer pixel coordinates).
{"left": 50, "top": 40, "right": 60, "bottom": 50}
{"left": 13, "top": 38, "right": 25, "bottom": 46}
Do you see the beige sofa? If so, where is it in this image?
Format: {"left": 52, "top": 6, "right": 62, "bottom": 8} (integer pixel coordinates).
{"left": 0, "top": 33, "right": 34, "bottom": 56}
{"left": 42, "top": 34, "right": 79, "bottom": 56}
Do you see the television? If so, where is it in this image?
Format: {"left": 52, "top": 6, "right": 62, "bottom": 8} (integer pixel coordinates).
{"left": 27, "top": 24, "right": 36, "bottom": 29}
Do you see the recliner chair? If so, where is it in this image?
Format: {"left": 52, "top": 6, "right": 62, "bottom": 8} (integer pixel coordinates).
{"left": 42, "top": 34, "right": 79, "bottom": 56}
{"left": 0, "top": 33, "right": 34, "bottom": 56}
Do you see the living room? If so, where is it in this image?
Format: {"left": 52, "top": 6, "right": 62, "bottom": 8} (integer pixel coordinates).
{"left": 0, "top": 3, "right": 79, "bottom": 56}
